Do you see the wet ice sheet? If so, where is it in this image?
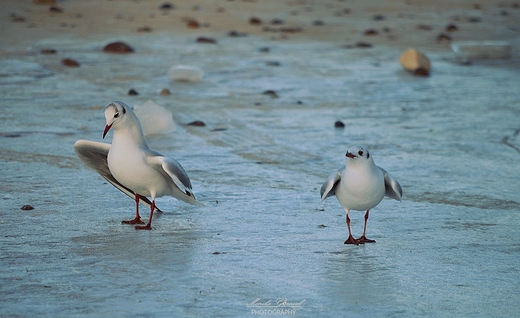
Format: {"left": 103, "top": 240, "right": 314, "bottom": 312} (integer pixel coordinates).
{"left": 1, "top": 32, "right": 520, "bottom": 317}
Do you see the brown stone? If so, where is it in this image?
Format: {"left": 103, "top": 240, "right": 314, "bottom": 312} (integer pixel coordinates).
{"left": 33, "top": 0, "right": 55, "bottom": 4}
{"left": 249, "top": 17, "right": 262, "bottom": 25}
{"left": 364, "top": 29, "right": 378, "bottom": 36}
{"left": 103, "top": 41, "right": 134, "bottom": 53}
{"left": 186, "top": 19, "right": 200, "bottom": 29}
{"left": 159, "top": 88, "right": 171, "bottom": 96}
{"left": 62, "top": 58, "right": 80, "bottom": 67}
{"left": 196, "top": 37, "right": 217, "bottom": 44}
{"left": 187, "top": 120, "right": 206, "bottom": 127}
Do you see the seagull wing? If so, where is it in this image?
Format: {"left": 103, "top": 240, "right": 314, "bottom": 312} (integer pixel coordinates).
{"left": 378, "top": 166, "right": 403, "bottom": 201}
{"left": 145, "top": 152, "right": 203, "bottom": 206}
{"left": 73, "top": 139, "right": 161, "bottom": 212}
{"left": 320, "top": 169, "right": 342, "bottom": 201}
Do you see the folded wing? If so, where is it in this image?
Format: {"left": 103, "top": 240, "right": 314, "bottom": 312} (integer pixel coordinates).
{"left": 160, "top": 156, "right": 204, "bottom": 206}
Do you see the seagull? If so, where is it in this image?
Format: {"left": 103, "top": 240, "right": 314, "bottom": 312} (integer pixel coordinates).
{"left": 74, "top": 101, "right": 202, "bottom": 230}
{"left": 320, "top": 145, "right": 402, "bottom": 245}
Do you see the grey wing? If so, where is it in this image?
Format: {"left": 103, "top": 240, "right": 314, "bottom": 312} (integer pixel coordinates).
{"left": 320, "top": 170, "right": 342, "bottom": 201}
{"left": 378, "top": 166, "right": 403, "bottom": 201}
{"left": 73, "top": 140, "right": 161, "bottom": 212}
{"left": 161, "top": 157, "right": 203, "bottom": 206}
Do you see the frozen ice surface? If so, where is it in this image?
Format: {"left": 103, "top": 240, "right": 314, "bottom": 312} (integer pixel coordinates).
{"left": 1, "top": 34, "right": 519, "bottom": 317}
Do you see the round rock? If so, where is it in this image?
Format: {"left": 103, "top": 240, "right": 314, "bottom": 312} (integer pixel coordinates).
{"left": 399, "top": 49, "right": 431, "bottom": 72}
{"left": 103, "top": 41, "right": 134, "bottom": 53}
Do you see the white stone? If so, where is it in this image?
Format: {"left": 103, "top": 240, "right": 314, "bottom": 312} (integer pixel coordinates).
{"left": 133, "top": 100, "right": 176, "bottom": 136}
{"left": 168, "top": 65, "right": 204, "bottom": 82}
{"left": 451, "top": 41, "right": 511, "bottom": 59}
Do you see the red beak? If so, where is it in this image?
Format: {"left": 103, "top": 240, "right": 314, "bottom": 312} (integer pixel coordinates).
{"left": 103, "top": 124, "right": 112, "bottom": 139}
{"left": 346, "top": 152, "right": 356, "bottom": 159}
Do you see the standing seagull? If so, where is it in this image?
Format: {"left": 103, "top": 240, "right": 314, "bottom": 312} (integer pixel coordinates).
{"left": 74, "top": 101, "right": 201, "bottom": 230}
{"left": 320, "top": 145, "right": 402, "bottom": 244}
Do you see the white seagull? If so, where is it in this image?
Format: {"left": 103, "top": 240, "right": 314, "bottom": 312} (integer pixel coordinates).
{"left": 74, "top": 101, "right": 202, "bottom": 230}
{"left": 320, "top": 145, "right": 402, "bottom": 244}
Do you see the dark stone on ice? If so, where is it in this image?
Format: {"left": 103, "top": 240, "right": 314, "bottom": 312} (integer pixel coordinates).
{"left": 159, "top": 2, "right": 174, "bottom": 10}
{"left": 103, "top": 42, "right": 134, "bottom": 53}
{"left": 187, "top": 120, "right": 206, "bottom": 127}
{"left": 21, "top": 205, "right": 34, "bottom": 210}
{"left": 196, "top": 37, "right": 217, "bottom": 44}
{"left": 136, "top": 26, "right": 152, "bottom": 32}
{"left": 61, "top": 58, "right": 80, "bottom": 67}
{"left": 41, "top": 49, "right": 57, "bottom": 54}
{"left": 445, "top": 23, "right": 458, "bottom": 32}
{"left": 262, "top": 90, "right": 278, "bottom": 98}
{"left": 128, "top": 89, "right": 139, "bottom": 95}
{"left": 49, "top": 6, "right": 63, "bottom": 13}
{"left": 364, "top": 29, "right": 378, "bottom": 36}
{"left": 334, "top": 121, "right": 345, "bottom": 128}
{"left": 413, "top": 68, "right": 430, "bottom": 76}
{"left": 436, "top": 33, "right": 452, "bottom": 43}
{"left": 228, "top": 30, "right": 248, "bottom": 37}
{"left": 249, "top": 17, "right": 262, "bottom": 25}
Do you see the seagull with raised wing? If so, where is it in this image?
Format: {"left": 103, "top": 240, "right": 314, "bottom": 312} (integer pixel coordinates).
{"left": 74, "top": 101, "right": 202, "bottom": 230}
{"left": 321, "top": 145, "right": 402, "bottom": 244}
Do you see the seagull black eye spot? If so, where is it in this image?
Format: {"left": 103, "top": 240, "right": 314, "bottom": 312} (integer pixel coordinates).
{"left": 114, "top": 112, "right": 120, "bottom": 118}
{"left": 358, "top": 150, "right": 364, "bottom": 156}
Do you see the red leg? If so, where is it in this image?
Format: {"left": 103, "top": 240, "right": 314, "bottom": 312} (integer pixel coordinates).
{"left": 344, "top": 214, "right": 359, "bottom": 245}
{"left": 357, "top": 210, "right": 376, "bottom": 243}
{"left": 122, "top": 193, "right": 145, "bottom": 224}
{"left": 135, "top": 200, "right": 154, "bottom": 230}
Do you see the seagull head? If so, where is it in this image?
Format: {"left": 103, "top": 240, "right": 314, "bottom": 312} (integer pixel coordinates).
{"left": 345, "top": 145, "right": 371, "bottom": 162}
{"left": 103, "top": 101, "right": 130, "bottom": 138}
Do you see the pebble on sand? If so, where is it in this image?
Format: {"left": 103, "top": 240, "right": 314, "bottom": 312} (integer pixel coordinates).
{"left": 249, "top": 17, "right": 263, "bottom": 25}
{"left": 399, "top": 49, "right": 431, "bottom": 75}
{"left": 185, "top": 19, "right": 200, "bottom": 29}
{"left": 103, "top": 41, "right": 134, "bottom": 53}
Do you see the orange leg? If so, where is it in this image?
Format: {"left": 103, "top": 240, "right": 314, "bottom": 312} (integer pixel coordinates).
{"left": 135, "top": 200, "right": 154, "bottom": 230}
{"left": 357, "top": 210, "right": 376, "bottom": 243}
{"left": 122, "top": 193, "right": 145, "bottom": 224}
{"left": 344, "top": 214, "right": 359, "bottom": 245}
